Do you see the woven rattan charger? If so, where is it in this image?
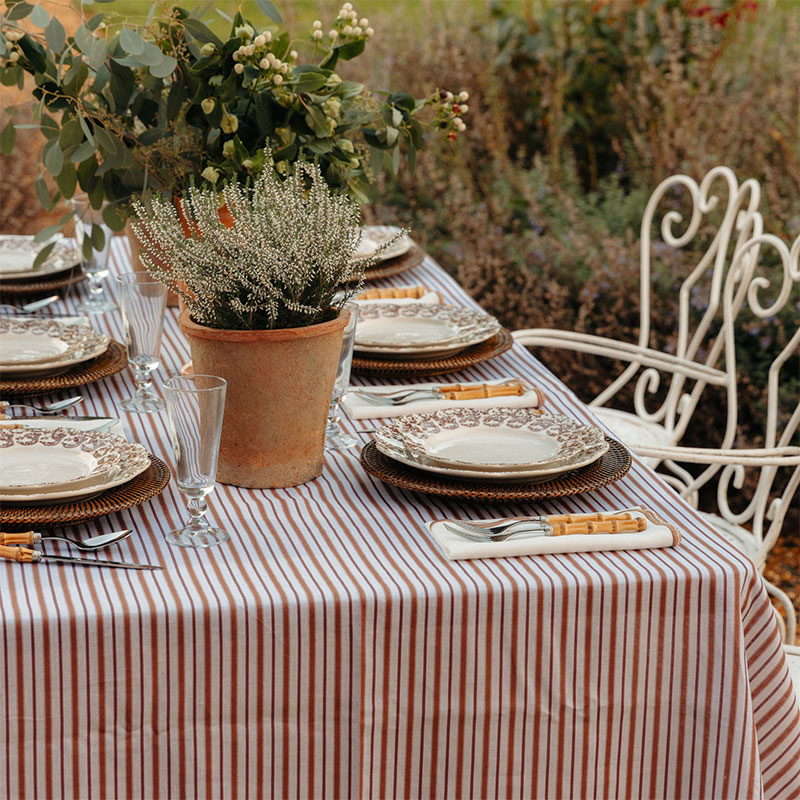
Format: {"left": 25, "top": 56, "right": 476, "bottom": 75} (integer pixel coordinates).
{"left": 351, "top": 328, "right": 514, "bottom": 378}
{"left": 0, "top": 454, "right": 171, "bottom": 529}
{"left": 0, "top": 267, "right": 86, "bottom": 297}
{"left": 0, "top": 340, "right": 127, "bottom": 398}
{"left": 360, "top": 437, "right": 631, "bottom": 503}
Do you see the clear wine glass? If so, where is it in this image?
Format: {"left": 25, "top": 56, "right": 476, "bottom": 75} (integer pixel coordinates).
{"left": 71, "top": 195, "right": 117, "bottom": 313}
{"left": 325, "top": 301, "right": 359, "bottom": 450}
{"left": 163, "top": 375, "right": 229, "bottom": 548}
{"left": 116, "top": 271, "right": 167, "bottom": 413}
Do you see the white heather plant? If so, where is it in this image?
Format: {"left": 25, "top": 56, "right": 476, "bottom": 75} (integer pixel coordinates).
{"left": 131, "top": 156, "right": 400, "bottom": 331}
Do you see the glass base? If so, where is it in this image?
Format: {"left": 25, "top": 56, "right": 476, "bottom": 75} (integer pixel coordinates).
{"left": 120, "top": 395, "right": 165, "bottom": 413}
{"left": 325, "top": 424, "right": 358, "bottom": 450}
{"left": 76, "top": 298, "right": 117, "bottom": 313}
{"left": 165, "top": 526, "right": 230, "bottom": 548}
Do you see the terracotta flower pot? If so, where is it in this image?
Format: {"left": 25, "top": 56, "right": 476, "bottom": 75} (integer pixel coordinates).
{"left": 178, "top": 309, "right": 349, "bottom": 489}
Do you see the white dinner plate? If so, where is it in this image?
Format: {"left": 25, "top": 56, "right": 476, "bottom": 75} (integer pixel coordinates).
{"left": 0, "top": 235, "right": 81, "bottom": 281}
{"left": 354, "top": 226, "right": 412, "bottom": 262}
{"left": 375, "top": 408, "right": 609, "bottom": 472}
{"left": 0, "top": 317, "right": 110, "bottom": 375}
{"left": 0, "top": 427, "right": 151, "bottom": 503}
{"left": 353, "top": 304, "right": 501, "bottom": 357}
{"left": 374, "top": 430, "right": 606, "bottom": 482}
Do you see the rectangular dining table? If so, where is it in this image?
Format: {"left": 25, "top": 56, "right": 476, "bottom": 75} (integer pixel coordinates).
{"left": 1, "top": 237, "right": 798, "bottom": 800}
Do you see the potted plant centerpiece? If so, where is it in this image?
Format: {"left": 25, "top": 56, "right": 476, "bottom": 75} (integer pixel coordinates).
{"left": 0, "top": 0, "right": 468, "bottom": 273}
{"left": 131, "top": 154, "right": 395, "bottom": 489}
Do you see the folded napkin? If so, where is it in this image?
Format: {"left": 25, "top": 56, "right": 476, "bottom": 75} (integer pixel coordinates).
{"left": 426, "top": 507, "right": 681, "bottom": 561}
{"left": 343, "top": 378, "right": 546, "bottom": 420}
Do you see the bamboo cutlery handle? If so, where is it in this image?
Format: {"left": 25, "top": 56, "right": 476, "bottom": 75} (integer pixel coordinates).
{"left": 551, "top": 518, "right": 647, "bottom": 536}
{"left": 0, "top": 545, "right": 38, "bottom": 562}
{"left": 442, "top": 384, "right": 525, "bottom": 400}
{"left": 358, "top": 286, "right": 429, "bottom": 299}
{"left": 546, "top": 512, "right": 632, "bottom": 524}
{"left": 0, "top": 531, "right": 40, "bottom": 546}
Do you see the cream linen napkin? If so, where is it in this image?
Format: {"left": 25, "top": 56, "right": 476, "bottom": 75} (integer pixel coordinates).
{"left": 343, "top": 377, "right": 546, "bottom": 420}
{"left": 426, "top": 507, "right": 681, "bottom": 561}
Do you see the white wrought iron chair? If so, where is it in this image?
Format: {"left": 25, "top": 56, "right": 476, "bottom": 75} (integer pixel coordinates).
{"left": 633, "top": 234, "right": 800, "bottom": 642}
{"left": 513, "top": 166, "right": 763, "bottom": 464}
{"left": 787, "top": 646, "right": 800, "bottom": 699}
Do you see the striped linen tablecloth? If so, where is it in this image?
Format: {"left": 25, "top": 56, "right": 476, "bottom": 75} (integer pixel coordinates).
{"left": 1, "top": 237, "right": 798, "bottom": 800}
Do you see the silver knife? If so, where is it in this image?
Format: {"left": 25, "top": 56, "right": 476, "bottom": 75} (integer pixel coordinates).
{"left": 0, "top": 546, "right": 162, "bottom": 570}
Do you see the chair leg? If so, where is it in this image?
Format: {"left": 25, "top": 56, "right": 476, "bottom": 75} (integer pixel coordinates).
{"left": 764, "top": 578, "right": 797, "bottom": 644}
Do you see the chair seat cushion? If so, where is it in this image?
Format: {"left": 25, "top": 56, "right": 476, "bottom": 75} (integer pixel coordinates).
{"left": 593, "top": 408, "right": 672, "bottom": 468}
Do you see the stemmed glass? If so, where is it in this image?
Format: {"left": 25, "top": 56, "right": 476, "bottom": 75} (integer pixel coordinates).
{"left": 325, "top": 301, "right": 359, "bottom": 450}
{"left": 70, "top": 195, "right": 117, "bottom": 313}
{"left": 163, "top": 375, "right": 229, "bottom": 548}
{"left": 116, "top": 271, "right": 167, "bottom": 413}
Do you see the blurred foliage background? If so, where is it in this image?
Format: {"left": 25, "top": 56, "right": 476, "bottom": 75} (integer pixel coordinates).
{"left": 1, "top": 0, "right": 799, "bottom": 625}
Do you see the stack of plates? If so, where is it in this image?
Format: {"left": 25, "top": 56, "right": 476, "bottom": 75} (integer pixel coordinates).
{"left": 0, "top": 235, "right": 80, "bottom": 282}
{"left": 373, "top": 408, "right": 609, "bottom": 483}
{"left": 0, "top": 318, "right": 110, "bottom": 377}
{"left": 354, "top": 226, "right": 412, "bottom": 263}
{"left": 0, "top": 426, "right": 151, "bottom": 505}
{"left": 354, "top": 304, "right": 501, "bottom": 359}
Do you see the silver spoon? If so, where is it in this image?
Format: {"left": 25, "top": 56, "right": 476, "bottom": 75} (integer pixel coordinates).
{"left": 1, "top": 396, "right": 84, "bottom": 414}
{"left": 36, "top": 529, "right": 133, "bottom": 551}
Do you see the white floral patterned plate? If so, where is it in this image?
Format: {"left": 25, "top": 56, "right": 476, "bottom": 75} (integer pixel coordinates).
{"left": 375, "top": 408, "right": 609, "bottom": 474}
{"left": 0, "top": 235, "right": 81, "bottom": 281}
{"left": 0, "top": 427, "right": 150, "bottom": 502}
{"left": 0, "top": 318, "right": 110, "bottom": 375}
{"left": 353, "top": 304, "right": 501, "bottom": 357}
{"left": 354, "top": 226, "right": 412, "bottom": 262}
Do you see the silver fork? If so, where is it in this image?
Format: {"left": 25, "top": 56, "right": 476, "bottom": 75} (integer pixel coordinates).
{"left": 1, "top": 396, "right": 84, "bottom": 414}
{"left": 443, "top": 523, "right": 553, "bottom": 543}
{"left": 352, "top": 380, "right": 525, "bottom": 406}
{"left": 444, "top": 512, "right": 635, "bottom": 538}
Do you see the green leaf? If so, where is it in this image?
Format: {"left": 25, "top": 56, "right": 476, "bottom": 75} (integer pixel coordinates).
{"left": 44, "top": 16, "right": 66, "bottom": 51}
{"left": 58, "top": 117, "right": 83, "bottom": 150}
{"left": 108, "top": 60, "right": 134, "bottom": 111}
{"left": 81, "top": 235, "right": 92, "bottom": 261}
{"left": 73, "top": 24, "right": 92, "bottom": 55}
{"left": 93, "top": 63, "right": 110, "bottom": 93}
{"left": 6, "top": 3, "right": 34, "bottom": 21}
{"left": 166, "top": 80, "right": 187, "bottom": 119}
{"left": 54, "top": 159, "right": 77, "bottom": 197}
{"left": 78, "top": 115, "right": 95, "bottom": 146}
{"left": 43, "top": 139, "right": 64, "bottom": 176}
{"left": 392, "top": 145, "right": 400, "bottom": 175}
{"left": 306, "top": 105, "right": 330, "bottom": 138}
{"left": 385, "top": 125, "right": 398, "bottom": 147}
{"left": 32, "top": 241, "right": 56, "bottom": 268}
{"left": 334, "top": 40, "right": 365, "bottom": 61}
{"left": 293, "top": 71, "right": 328, "bottom": 93}
{"left": 39, "top": 114, "right": 59, "bottom": 139}
{"left": 70, "top": 140, "right": 96, "bottom": 163}
{"left": 0, "top": 118, "right": 15, "bottom": 155}
{"left": 88, "top": 39, "right": 108, "bottom": 71}
{"left": 33, "top": 224, "right": 62, "bottom": 243}
{"left": 86, "top": 13, "right": 106, "bottom": 32}
{"left": 30, "top": 3, "right": 49, "bottom": 26}
{"left": 102, "top": 203, "right": 127, "bottom": 232}
{"left": 90, "top": 223, "right": 106, "bottom": 251}
{"left": 137, "top": 41, "right": 165, "bottom": 67}
{"left": 182, "top": 18, "right": 224, "bottom": 48}
{"left": 149, "top": 54, "right": 177, "bottom": 78}
{"left": 34, "top": 175, "right": 51, "bottom": 209}
{"left": 256, "top": 0, "right": 282, "bottom": 23}
{"left": 391, "top": 107, "right": 402, "bottom": 127}
{"left": 119, "top": 27, "right": 145, "bottom": 56}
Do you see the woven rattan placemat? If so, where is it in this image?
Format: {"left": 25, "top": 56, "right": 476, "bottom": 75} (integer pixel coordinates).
{"left": 351, "top": 328, "right": 514, "bottom": 378}
{"left": 0, "top": 454, "right": 171, "bottom": 529}
{"left": 0, "top": 340, "right": 128, "bottom": 398}
{"left": 360, "top": 437, "right": 631, "bottom": 503}
{"left": 0, "top": 268, "right": 86, "bottom": 297}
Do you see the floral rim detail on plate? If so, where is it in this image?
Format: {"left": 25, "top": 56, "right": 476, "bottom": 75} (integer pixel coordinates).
{"left": 0, "top": 235, "right": 81, "bottom": 281}
{"left": 354, "top": 303, "right": 501, "bottom": 356}
{"left": 375, "top": 408, "right": 609, "bottom": 472}
{"left": 354, "top": 226, "right": 412, "bottom": 262}
{"left": 0, "top": 426, "right": 151, "bottom": 502}
{"left": 0, "top": 318, "right": 110, "bottom": 375}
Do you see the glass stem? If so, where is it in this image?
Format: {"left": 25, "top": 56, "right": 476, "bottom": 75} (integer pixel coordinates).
{"left": 326, "top": 399, "right": 340, "bottom": 434}
{"left": 132, "top": 365, "right": 156, "bottom": 401}
{"left": 186, "top": 496, "right": 209, "bottom": 531}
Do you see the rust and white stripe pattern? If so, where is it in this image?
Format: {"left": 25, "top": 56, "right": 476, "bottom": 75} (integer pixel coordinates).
{"left": 0, "top": 237, "right": 798, "bottom": 799}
